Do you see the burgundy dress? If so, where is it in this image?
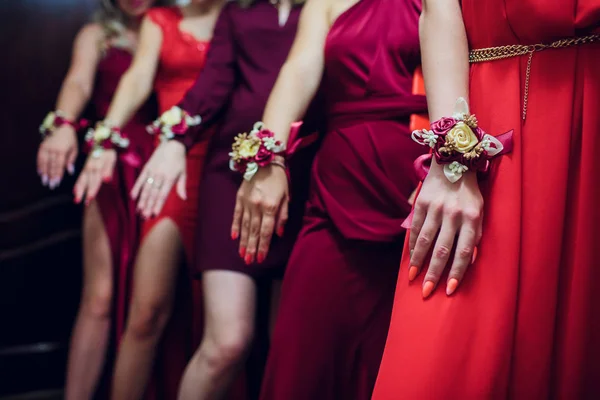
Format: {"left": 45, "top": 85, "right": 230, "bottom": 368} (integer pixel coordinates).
{"left": 177, "top": 1, "right": 311, "bottom": 280}
{"left": 87, "top": 46, "right": 156, "bottom": 396}
{"left": 259, "top": 0, "right": 426, "bottom": 398}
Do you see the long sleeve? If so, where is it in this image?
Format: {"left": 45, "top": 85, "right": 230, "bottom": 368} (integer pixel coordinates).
{"left": 175, "top": 3, "right": 237, "bottom": 150}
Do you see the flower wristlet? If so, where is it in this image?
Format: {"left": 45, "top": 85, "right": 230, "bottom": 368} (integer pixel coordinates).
{"left": 39, "top": 111, "right": 88, "bottom": 138}
{"left": 229, "top": 121, "right": 319, "bottom": 181}
{"left": 84, "top": 121, "right": 130, "bottom": 158}
{"left": 146, "top": 106, "right": 202, "bottom": 143}
{"left": 411, "top": 98, "right": 513, "bottom": 182}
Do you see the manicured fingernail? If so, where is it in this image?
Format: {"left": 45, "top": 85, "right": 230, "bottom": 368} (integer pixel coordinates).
{"left": 422, "top": 281, "right": 435, "bottom": 298}
{"left": 231, "top": 231, "right": 239, "bottom": 240}
{"left": 67, "top": 164, "right": 75, "bottom": 175}
{"left": 277, "top": 227, "right": 284, "bottom": 237}
{"left": 42, "top": 175, "right": 49, "bottom": 185}
{"left": 471, "top": 247, "right": 478, "bottom": 264}
{"left": 408, "top": 266, "right": 418, "bottom": 282}
{"left": 103, "top": 176, "right": 112, "bottom": 183}
{"left": 257, "top": 252, "right": 265, "bottom": 263}
{"left": 446, "top": 278, "right": 458, "bottom": 296}
{"left": 245, "top": 254, "right": 252, "bottom": 265}
{"left": 239, "top": 247, "right": 246, "bottom": 258}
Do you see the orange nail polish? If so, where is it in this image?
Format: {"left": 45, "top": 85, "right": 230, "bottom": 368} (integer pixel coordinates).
{"left": 245, "top": 254, "right": 252, "bottom": 265}
{"left": 257, "top": 252, "right": 265, "bottom": 263}
{"left": 446, "top": 278, "right": 458, "bottom": 296}
{"left": 408, "top": 266, "right": 418, "bottom": 282}
{"left": 422, "top": 281, "right": 435, "bottom": 298}
{"left": 239, "top": 247, "right": 246, "bottom": 258}
{"left": 471, "top": 247, "right": 479, "bottom": 264}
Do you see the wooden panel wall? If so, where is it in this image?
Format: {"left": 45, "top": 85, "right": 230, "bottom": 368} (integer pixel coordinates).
{"left": 0, "top": 0, "right": 96, "bottom": 395}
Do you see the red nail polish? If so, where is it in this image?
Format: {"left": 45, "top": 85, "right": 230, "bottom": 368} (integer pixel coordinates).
{"left": 277, "top": 227, "right": 284, "bottom": 237}
{"left": 239, "top": 247, "right": 246, "bottom": 258}
{"left": 245, "top": 254, "right": 252, "bottom": 265}
{"left": 257, "top": 252, "right": 265, "bottom": 263}
{"left": 231, "top": 231, "right": 239, "bottom": 240}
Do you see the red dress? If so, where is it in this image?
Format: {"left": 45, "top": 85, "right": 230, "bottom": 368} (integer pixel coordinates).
{"left": 373, "top": 1, "right": 600, "bottom": 399}
{"left": 259, "top": 0, "right": 425, "bottom": 398}
{"left": 138, "top": 7, "right": 212, "bottom": 399}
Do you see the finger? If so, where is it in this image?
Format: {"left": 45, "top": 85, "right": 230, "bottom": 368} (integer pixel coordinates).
{"left": 86, "top": 170, "right": 102, "bottom": 205}
{"left": 446, "top": 221, "right": 478, "bottom": 296}
{"left": 49, "top": 151, "right": 65, "bottom": 188}
{"left": 131, "top": 169, "right": 149, "bottom": 200}
{"left": 66, "top": 148, "right": 78, "bottom": 175}
{"left": 101, "top": 156, "right": 116, "bottom": 182}
{"left": 408, "top": 207, "right": 442, "bottom": 281}
{"left": 422, "top": 215, "right": 458, "bottom": 298}
{"left": 37, "top": 147, "right": 48, "bottom": 181}
{"left": 231, "top": 192, "right": 244, "bottom": 241}
{"left": 408, "top": 200, "right": 428, "bottom": 256}
{"left": 176, "top": 171, "right": 187, "bottom": 200}
{"left": 152, "top": 178, "right": 175, "bottom": 217}
{"left": 256, "top": 201, "right": 279, "bottom": 263}
{"left": 137, "top": 177, "right": 154, "bottom": 216}
{"left": 238, "top": 203, "right": 252, "bottom": 261}
{"left": 275, "top": 195, "right": 289, "bottom": 237}
{"left": 142, "top": 178, "right": 163, "bottom": 218}
{"left": 73, "top": 173, "right": 87, "bottom": 204}
{"left": 244, "top": 199, "right": 263, "bottom": 265}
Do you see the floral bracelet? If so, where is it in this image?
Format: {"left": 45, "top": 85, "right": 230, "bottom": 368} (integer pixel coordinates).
{"left": 84, "top": 121, "right": 130, "bottom": 158}
{"left": 229, "top": 122, "right": 286, "bottom": 181}
{"left": 146, "top": 106, "right": 201, "bottom": 143}
{"left": 39, "top": 111, "right": 87, "bottom": 138}
{"left": 411, "top": 98, "right": 513, "bottom": 182}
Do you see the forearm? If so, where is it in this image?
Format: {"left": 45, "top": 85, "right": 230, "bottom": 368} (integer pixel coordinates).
{"left": 54, "top": 80, "right": 92, "bottom": 120}
{"left": 420, "top": 0, "right": 469, "bottom": 121}
{"left": 104, "top": 70, "right": 153, "bottom": 127}
{"left": 262, "top": 59, "right": 322, "bottom": 144}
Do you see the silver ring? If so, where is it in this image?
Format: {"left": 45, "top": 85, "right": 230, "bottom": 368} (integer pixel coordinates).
{"left": 146, "top": 177, "right": 155, "bottom": 185}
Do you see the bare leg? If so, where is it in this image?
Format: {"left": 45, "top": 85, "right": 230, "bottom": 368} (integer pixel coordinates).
{"left": 111, "top": 219, "right": 183, "bottom": 400}
{"left": 178, "top": 270, "right": 257, "bottom": 400}
{"left": 269, "top": 280, "right": 282, "bottom": 339}
{"left": 64, "top": 201, "right": 113, "bottom": 400}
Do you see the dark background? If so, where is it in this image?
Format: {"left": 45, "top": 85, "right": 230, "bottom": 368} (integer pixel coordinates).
{"left": 0, "top": 0, "right": 96, "bottom": 396}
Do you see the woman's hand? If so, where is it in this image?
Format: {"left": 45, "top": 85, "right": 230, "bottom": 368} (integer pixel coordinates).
{"left": 408, "top": 161, "right": 483, "bottom": 298}
{"left": 73, "top": 149, "right": 117, "bottom": 205}
{"left": 37, "top": 125, "right": 78, "bottom": 189}
{"left": 131, "top": 140, "right": 187, "bottom": 219}
{"left": 231, "top": 163, "right": 289, "bottom": 265}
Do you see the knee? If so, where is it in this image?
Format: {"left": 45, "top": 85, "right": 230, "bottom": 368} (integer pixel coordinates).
{"left": 200, "top": 328, "right": 254, "bottom": 373}
{"left": 81, "top": 283, "right": 112, "bottom": 320}
{"left": 126, "top": 300, "right": 171, "bottom": 341}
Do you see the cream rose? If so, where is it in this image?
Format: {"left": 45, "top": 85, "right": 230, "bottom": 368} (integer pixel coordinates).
{"left": 446, "top": 122, "right": 479, "bottom": 153}
{"left": 94, "top": 125, "right": 112, "bottom": 141}
{"left": 161, "top": 107, "right": 183, "bottom": 126}
{"left": 42, "top": 113, "right": 56, "bottom": 130}
{"left": 237, "top": 138, "right": 260, "bottom": 158}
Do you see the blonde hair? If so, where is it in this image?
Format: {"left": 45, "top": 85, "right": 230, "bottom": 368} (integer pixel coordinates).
{"left": 238, "top": 0, "right": 305, "bottom": 9}
{"left": 93, "top": 0, "right": 174, "bottom": 50}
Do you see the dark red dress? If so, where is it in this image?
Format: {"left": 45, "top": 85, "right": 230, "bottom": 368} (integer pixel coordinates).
{"left": 87, "top": 46, "right": 157, "bottom": 396}
{"left": 259, "top": 0, "right": 426, "bottom": 398}
{"left": 176, "top": 1, "right": 309, "bottom": 280}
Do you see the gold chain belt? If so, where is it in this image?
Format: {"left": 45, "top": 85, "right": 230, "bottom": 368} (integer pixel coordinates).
{"left": 469, "top": 34, "right": 600, "bottom": 120}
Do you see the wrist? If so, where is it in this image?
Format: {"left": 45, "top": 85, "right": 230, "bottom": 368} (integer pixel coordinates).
{"left": 85, "top": 120, "right": 129, "bottom": 158}
{"left": 147, "top": 106, "right": 201, "bottom": 143}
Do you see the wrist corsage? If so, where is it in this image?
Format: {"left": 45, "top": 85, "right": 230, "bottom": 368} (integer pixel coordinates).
{"left": 39, "top": 110, "right": 87, "bottom": 138}
{"left": 229, "top": 122, "right": 286, "bottom": 181}
{"left": 411, "top": 97, "right": 513, "bottom": 182}
{"left": 84, "top": 121, "right": 130, "bottom": 158}
{"left": 146, "top": 106, "right": 202, "bottom": 142}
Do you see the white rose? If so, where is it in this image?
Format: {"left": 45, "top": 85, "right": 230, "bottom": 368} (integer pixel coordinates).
{"left": 161, "top": 107, "right": 183, "bottom": 126}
